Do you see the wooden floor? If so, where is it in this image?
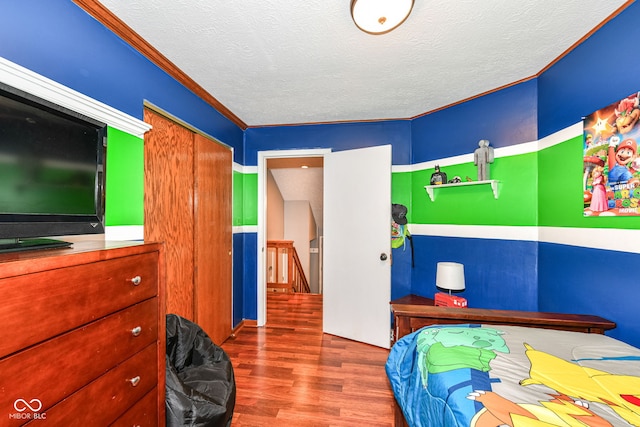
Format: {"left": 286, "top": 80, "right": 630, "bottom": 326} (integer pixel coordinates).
{"left": 221, "top": 292, "right": 396, "bottom": 426}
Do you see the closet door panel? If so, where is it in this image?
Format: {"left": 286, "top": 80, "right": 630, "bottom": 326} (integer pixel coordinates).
{"left": 144, "top": 109, "right": 195, "bottom": 319}
{"left": 194, "top": 133, "right": 232, "bottom": 344}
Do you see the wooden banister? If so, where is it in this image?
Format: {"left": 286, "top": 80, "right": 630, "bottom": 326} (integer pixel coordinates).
{"left": 290, "top": 247, "right": 310, "bottom": 293}
{"left": 266, "top": 240, "right": 310, "bottom": 293}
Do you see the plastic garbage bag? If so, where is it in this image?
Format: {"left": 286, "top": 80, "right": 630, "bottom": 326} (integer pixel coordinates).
{"left": 165, "top": 314, "right": 236, "bottom": 427}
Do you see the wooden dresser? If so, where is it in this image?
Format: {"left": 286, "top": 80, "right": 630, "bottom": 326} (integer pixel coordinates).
{"left": 0, "top": 241, "right": 165, "bottom": 426}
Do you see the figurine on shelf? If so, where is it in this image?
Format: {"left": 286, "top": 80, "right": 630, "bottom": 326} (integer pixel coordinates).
{"left": 448, "top": 176, "right": 462, "bottom": 184}
{"left": 474, "top": 139, "right": 494, "bottom": 181}
{"left": 430, "top": 165, "right": 447, "bottom": 185}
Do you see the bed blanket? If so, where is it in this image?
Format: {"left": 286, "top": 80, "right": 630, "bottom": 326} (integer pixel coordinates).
{"left": 386, "top": 324, "right": 640, "bottom": 427}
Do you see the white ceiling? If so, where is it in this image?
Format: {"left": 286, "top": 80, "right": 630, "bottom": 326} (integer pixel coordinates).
{"left": 268, "top": 158, "right": 324, "bottom": 229}
{"left": 98, "top": 0, "right": 628, "bottom": 127}
{"left": 270, "top": 166, "right": 324, "bottom": 230}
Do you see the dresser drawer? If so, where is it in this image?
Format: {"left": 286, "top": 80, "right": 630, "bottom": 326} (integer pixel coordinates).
{"left": 24, "top": 343, "right": 158, "bottom": 426}
{"left": 0, "top": 299, "right": 157, "bottom": 425}
{"left": 0, "top": 252, "right": 158, "bottom": 358}
{"left": 110, "top": 388, "right": 159, "bottom": 427}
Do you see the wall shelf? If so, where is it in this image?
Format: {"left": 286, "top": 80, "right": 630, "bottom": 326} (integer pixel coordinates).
{"left": 424, "top": 179, "right": 499, "bottom": 201}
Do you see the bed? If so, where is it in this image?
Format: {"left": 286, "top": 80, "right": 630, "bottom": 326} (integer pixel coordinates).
{"left": 386, "top": 296, "right": 640, "bottom": 427}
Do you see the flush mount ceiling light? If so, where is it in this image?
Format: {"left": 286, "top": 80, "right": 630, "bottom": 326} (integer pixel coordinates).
{"left": 351, "top": 0, "right": 414, "bottom": 35}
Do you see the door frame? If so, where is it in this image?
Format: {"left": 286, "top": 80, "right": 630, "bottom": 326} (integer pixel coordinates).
{"left": 257, "top": 148, "right": 331, "bottom": 326}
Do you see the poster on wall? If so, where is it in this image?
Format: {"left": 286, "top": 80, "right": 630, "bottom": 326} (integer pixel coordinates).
{"left": 583, "top": 91, "right": 640, "bottom": 216}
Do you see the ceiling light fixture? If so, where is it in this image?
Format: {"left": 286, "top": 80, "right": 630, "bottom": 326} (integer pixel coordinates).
{"left": 351, "top": 0, "right": 414, "bottom": 35}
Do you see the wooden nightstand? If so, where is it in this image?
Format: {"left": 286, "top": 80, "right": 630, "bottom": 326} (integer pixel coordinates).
{"left": 390, "top": 295, "right": 433, "bottom": 343}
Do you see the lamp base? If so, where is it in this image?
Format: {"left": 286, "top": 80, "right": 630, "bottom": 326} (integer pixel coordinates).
{"left": 434, "top": 292, "right": 467, "bottom": 308}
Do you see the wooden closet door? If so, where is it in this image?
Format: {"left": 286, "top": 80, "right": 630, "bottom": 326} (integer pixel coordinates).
{"left": 143, "top": 109, "right": 195, "bottom": 319}
{"left": 193, "top": 133, "right": 233, "bottom": 344}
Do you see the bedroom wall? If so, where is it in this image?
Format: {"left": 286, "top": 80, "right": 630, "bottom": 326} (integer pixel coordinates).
{"left": 535, "top": 2, "right": 640, "bottom": 347}
{"left": 405, "top": 2, "right": 640, "bottom": 347}
{"left": 407, "top": 80, "right": 539, "bottom": 310}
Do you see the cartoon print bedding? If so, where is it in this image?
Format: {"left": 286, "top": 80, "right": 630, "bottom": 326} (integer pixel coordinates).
{"left": 386, "top": 324, "right": 640, "bottom": 427}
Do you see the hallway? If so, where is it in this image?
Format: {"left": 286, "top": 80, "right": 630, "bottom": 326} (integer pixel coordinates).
{"left": 221, "top": 292, "right": 395, "bottom": 426}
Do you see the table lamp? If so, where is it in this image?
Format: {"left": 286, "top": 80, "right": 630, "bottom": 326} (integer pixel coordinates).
{"left": 434, "top": 262, "right": 467, "bottom": 308}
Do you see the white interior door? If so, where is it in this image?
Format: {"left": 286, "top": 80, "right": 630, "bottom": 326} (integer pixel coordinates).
{"left": 323, "top": 145, "right": 391, "bottom": 349}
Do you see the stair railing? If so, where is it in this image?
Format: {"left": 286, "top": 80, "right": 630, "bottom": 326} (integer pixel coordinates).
{"left": 266, "top": 240, "right": 310, "bottom": 293}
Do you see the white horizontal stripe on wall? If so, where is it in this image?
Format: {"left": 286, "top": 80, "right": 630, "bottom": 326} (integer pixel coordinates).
{"left": 105, "top": 225, "right": 144, "bottom": 241}
{"left": 234, "top": 225, "right": 258, "bottom": 234}
{"left": 233, "top": 162, "right": 247, "bottom": 173}
{"left": 409, "top": 224, "right": 640, "bottom": 255}
{"left": 539, "top": 226, "right": 640, "bottom": 254}
{"left": 410, "top": 224, "right": 538, "bottom": 242}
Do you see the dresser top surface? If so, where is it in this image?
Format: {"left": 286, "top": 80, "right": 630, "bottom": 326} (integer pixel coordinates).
{"left": 0, "top": 240, "right": 162, "bottom": 278}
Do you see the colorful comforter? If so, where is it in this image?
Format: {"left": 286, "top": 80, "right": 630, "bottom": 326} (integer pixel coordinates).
{"left": 385, "top": 324, "right": 640, "bottom": 427}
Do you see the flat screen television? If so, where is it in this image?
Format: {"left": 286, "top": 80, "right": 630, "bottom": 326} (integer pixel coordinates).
{"left": 0, "top": 82, "right": 107, "bottom": 253}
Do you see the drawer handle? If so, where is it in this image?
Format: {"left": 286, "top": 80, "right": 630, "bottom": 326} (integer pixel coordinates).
{"left": 131, "top": 326, "right": 142, "bottom": 337}
{"left": 129, "top": 276, "right": 142, "bottom": 286}
{"left": 127, "top": 376, "right": 141, "bottom": 387}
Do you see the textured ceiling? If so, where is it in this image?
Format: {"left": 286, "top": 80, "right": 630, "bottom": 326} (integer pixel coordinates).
{"left": 98, "top": 0, "right": 628, "bottom": 127}
{"left": 270, "top": 167, "right": 324, "bottom": 229}
{"left": 268, "top": 158, "right": 324, "bottom": 229}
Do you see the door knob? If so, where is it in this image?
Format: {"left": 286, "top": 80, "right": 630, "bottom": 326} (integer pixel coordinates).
{"left": 380, "top": 253, "right": 388, "bottom": 261}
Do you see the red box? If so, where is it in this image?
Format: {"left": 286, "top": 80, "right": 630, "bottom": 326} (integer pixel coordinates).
{"left": 434, "top": 292, "right": 467, "bottom": 308}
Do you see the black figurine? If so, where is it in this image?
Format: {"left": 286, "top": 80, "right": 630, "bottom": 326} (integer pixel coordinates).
{"left": 430, "top": 165, "right": 448, "bottom": 185}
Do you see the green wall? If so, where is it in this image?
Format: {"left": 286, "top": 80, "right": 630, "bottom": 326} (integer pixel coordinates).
{"left": 104, "top": 127, "right": 144, "bottom": 226}
{"left": 410, "top": 154, "right": 538, "bottom": 226}
{"left": 538, "top": 135, "right": 640, "bottom": 230}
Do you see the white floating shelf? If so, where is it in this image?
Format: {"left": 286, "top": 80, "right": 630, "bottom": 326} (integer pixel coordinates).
{"left": 424, "top": 179, "right": 500, "bottom": 201}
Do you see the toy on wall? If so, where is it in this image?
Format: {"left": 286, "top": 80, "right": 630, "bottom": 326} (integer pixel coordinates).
{"left": 474, "top": 139, "right": 494, "bottom": 181}
{"left": 430, "top": 165, "right": 447, "bottom": 185}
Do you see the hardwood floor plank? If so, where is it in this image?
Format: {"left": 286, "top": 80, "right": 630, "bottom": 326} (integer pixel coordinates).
{"left": 222, "top": 293, "right": 395, "bottom": 426}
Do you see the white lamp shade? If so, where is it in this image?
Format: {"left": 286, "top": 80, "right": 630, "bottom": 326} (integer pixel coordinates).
{"left": 351, "top": 0, "right": 414, "bottom": 35}
{"left": 435, "top": 262, "right": 465, "bottom": 292}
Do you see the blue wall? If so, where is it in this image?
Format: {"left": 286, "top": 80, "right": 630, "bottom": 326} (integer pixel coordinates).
{"left": 538, "top": 2, "right": 640, "bottom": 140}
{"left": 244, "top": 120, "right": 412, "bottom": 166}
{"left": 411, "top": 79, "right": 538, "bottom": 162}
{"left": 410, "top": 236, "right": 539, "bottom": 311}
{"left": 0, "top": 1, "right": 243, "bottom": 160}
{"left": 538, "top": 243, "right": 638, "bottom": 346}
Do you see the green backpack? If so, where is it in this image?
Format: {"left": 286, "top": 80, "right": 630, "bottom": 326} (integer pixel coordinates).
{"left": 391, "top": 221, "right": 410, "bottom": 249}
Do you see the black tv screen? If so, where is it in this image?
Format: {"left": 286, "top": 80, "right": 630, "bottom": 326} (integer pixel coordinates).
{"left": 0, "top": 82, "right": 106, "bottom": 252}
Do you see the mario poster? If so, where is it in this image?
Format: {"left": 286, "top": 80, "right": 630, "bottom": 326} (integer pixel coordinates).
{"left": 583, "top": 92, "right": 640, "bottom": 216}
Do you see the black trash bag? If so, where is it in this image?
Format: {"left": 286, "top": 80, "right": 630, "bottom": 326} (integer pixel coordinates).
{"left": 165, "top": 314, "right": 236, "bottom": 427}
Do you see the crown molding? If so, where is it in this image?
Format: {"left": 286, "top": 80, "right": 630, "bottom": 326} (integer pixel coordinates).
{"left": 73, "top": 0, "right": 247, "bottom": 130}
{"left": 0, "top": 56, "right": 151, "bottom": 138}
